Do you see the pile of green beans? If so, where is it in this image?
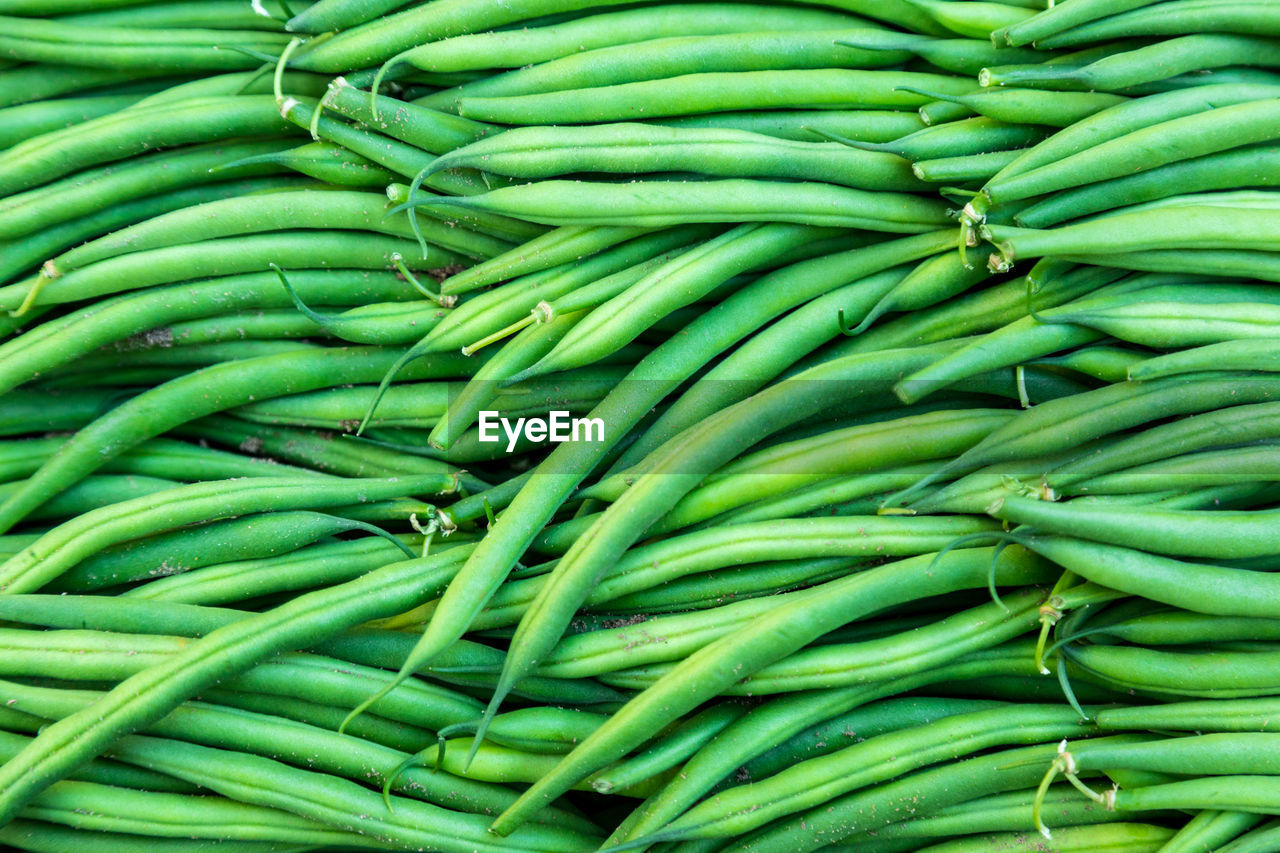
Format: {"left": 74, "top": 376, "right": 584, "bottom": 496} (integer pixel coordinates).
{"left": 0, "top": 0, "right": 1277, "bottom": 850}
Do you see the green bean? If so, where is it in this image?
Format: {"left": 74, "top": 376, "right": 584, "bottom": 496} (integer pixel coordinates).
{"left": 0, "top": 346, "right": 474, "bottom": 536}
{"left": 392, "top": 734, "right": 668, "bottom": 796}
{"left": 1016, "top": 145, "right": 1280, "bottom": 227}
{"left": 61, "top": 0, "right": 296, "bottom": 29}
{"left": 292, "top": 0, "right": 939, "bottom": 72}
{"left": 913, "top": 149, "right": 1024, "bottom": 183}
{"left": 993, "top": 0, "right": 1161, "bottom": 46}
{"left": 920, "top": 98, "right": 978, "bottom": 124}
{"left": 285, "top": 0, "right": 399, "bottom": 32}
{"left": 0, "top": 176, "right": 316, "bottom": 287}
{"left": 2, "top": 679, "right": 589, "bottom": 830}
{"left": 723, "top": 735, "right": 1158, "bottom": 853}
{"left": 124, "top": 69, "right": 331, "bottom": 110}
{"left": 380, "top": 4, "right": 865, "bottom": 75}
{"left": 1067, "top": 444, "right": 1280, "bottom": 497}
{"left": 617, "top": 265, "right": 916, "bottom": 457}
{"left": 982, "top": 35, "right": 1280, "bottom": 92}
{"left": 0, "top": 14, "right": 289, "bottom": 48}
{"left": 491, "top": 545, "right": 1053, "bottom": 834}
{"left": 677, "top": 463, "right": 938, "bottom": 533}
{"left": 1039, "top": 297, "right": 1280, "bottom": 349}
{"left": 273, "top": 95, "right": 500, "bottom": 213}
{"left": 991, "top": 498, "right": 1280, "bottom": 561}
{"left": 0, "top": 730, "right": 196, "bottom": 798}
{"left": 859, "top": 788, "right": 1173, "bottom": 846}
{"left": 0, "top": 819, "right": 301, "bottom": 853}
{"left": 317, "top": 78, "right": 496, "bottom": 155}
{"left": 520, "top": 223, "right": 842, "bottom": 376}
{"left": 633, "top": 409, "right": 1015, "bottom": 531}
{"left": 637, "top": 701, "right": 1090, "bottom": 843}
{"left": 0, "top": 95, "right": 293, "bottom": 195}
{"left": 0, "top": 94, "right": 143, "bottom": 151}
{"left": 124, "top": 536, "right": 420, "bottom": 605}
{"left": 735, "top": 696, "right": 1003, "bottom": 789}
{"left": 42, "top": 339, "right": 320, "bottom": 376}
{"left": 442, "top": 227, "right": 650, "bottom": 296}
{"left": 896, "top": 86, "right": 1126, "bottom": 128}
{"left": 464, "top": 515, "right": 996, "bottom": 632}
{"left": 106, "top": 734, "right": 598, "bottom": 852}
{"left": 606, "top": 642, "right": 1049, "bottom": 846}
{"left": 20, "top": 776, "right": 372, "bottom": 846}
{"left": 456, "top": 70, "right": 974, "bottom": 125}
{"left": 889, "top": 309, "right": 1108, "bottom": 404}
{"left": 1097, "top": 697, "right": 1280, "bottom": 735}
{"left": 600, "top": 586, "right": 1049, "bottom": 694}
{"left": 823, "top": 115, "right": 1049, "bottom": 162}
{"left": 0, "top": 472, "right": 449, "bottom": 592}
{"left": 0, "top": 388, "right": 131, "bottom": 437}
{"left": 0, "top": 38, "right": 277, "bottom": 75}
{"left": 914, "top": 823, "right": 1175, "bottom": 851}
{"left": 1068, "top": 642, "right": 1280, "bottom": 698}
{"left": 125, "top": 309, "right": 327, "bottom": 345}
{"left": 653, "top": 109, "right": 925, "bottom": 142}
{"left": 40, "top": 510, "right": 392, "bottom": 594}
{"left": 981, "top": 98, "right": 1280, "bottom": 209}
{"left": 1153, "top": 810, "right": 1266, "bottom": 853}
{"left": 393, "top": 226, "right": 719, "bottom": 370}
{"left": 366, "top": 231, "right": 958, "bottom": 723}
{"left": 885, "top": 372, "right": 1280, "bottom": 508}
{"left": 221, "top": 140, "right": 396, "bottom": 188}
{"left": 428, "top": 310, "right": 586, "bottom": 450}
{"left": 0, "top": 474, "right": 175, "bottom": 522}
{"left": 0, "top": 435, "right": 318, "bottom": 485}
{"left": 839, "top": 31, "right": 1046, "bottom": 75}
{"left": 418, "top": 30, "right": 909, "bottom": 111}
{"left": 1041, "top": 1, "right": 1280, "bottom": 47}
{"left": 0, "top": 538, "right": 485, "bottom": 828}
{"left": 178, "top": 415, "right": 471, "bottom": 482}
{"left": 0, "top": 64, "right": 181, "bottom": 109}
{"left": 234, "top": 367, "right": 619, "bottom": 431}
{"left": 410, "top": 179, "right": 951, "bottom": 230}
{"left": 48, "top": 189, "right": 486, "bottom": 276}
{"left": 1219, "top": 818, "right": 1280, "bottom": 853}
{"left": 0, "top": 231, "right": 456, "bottom": 314}
{"left": 591, "top": 704, "right": 747, "bottom": 795}
{"left": 824, "top": 264, "right": 1122, "bottom": 365}
{"left": 902, "top": 0, "right": 1035, "bottom": 38}
{"left": 1048, "top": 248, "right": 1280, "bottom": 283}
{"left": 425, "top": 124, "right": 923, "bottom": 190}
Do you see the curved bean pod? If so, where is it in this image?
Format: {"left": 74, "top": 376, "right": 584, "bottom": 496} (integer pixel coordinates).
{"left": 419, "top": 30, "right": 909, "bottom": 110}
{"left": 0, "top": 232, "right": 457, "bottom": 314}
{"left": 0, "top": 346, "right": 474, "bottom": 536}
{"left": 376, "top": 3, "right": 862, "bottom": 74}
{"left": 372, "top": 230, "right": 955, "bottom": 735}
{"left": 490, "top": 546, "right": 1053, "bottom": 834}
{"left": 292, "top": 0, "right": 938, "bottom": 72}
{"left": 637, "top": 702, "right": 1088, "bottom": 843}
{"left": 0, "top": 95, "right": 293, "bottom": 196}
{"left": 1041, "top": 1, "right": 1280, "bottom": 47}
{"left": 982, "top": 35, "right": 1280, "bottom": 92}
{"left": 410, "top": 178, "right": 952, "bottom": 230}
{"left": 654, "top": 108, "right": 924, "bottom": 142}
{"left": 982, "top": 98, "right": 1280, "bottom": 207}
{"left": 0, "top": 542, "right": 478, "bottom": 827}
{"left": 426, "top": 124, "right": 922, "bottom": 191}
{"left": 456, "top": 70, "right": 976, "bottom": 125}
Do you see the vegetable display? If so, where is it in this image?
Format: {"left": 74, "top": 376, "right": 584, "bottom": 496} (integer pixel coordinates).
{"left": 0, "top": 0, "right": 1277, "bottom": 850}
